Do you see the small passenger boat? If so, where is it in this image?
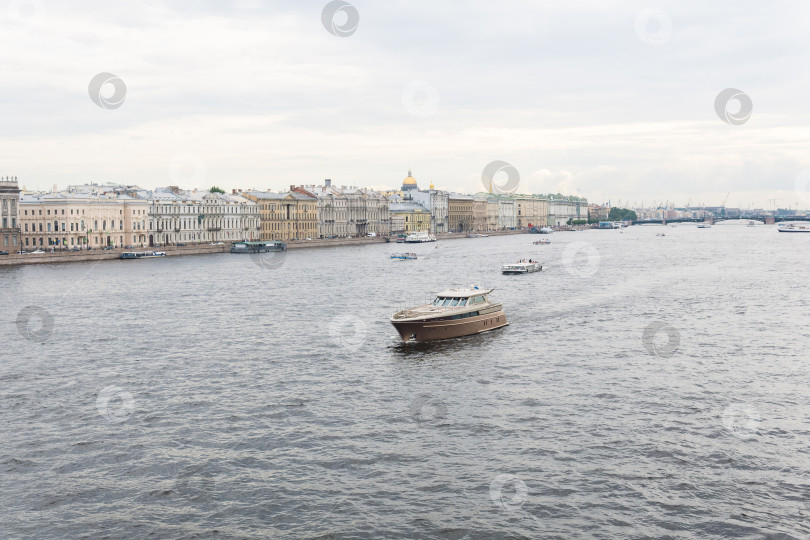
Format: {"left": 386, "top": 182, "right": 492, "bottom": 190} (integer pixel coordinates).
{"left": 778, "top": 222, "right": 810, "bottom": 233}
{"left": 391, "top": 252, "right": 417, "bottom": 260}
{"left": 533, "top": 239, "right": 550, "bottom": 245}
{"left": 501, "top": 260, "right": 542, "bottom": 274}
{"left": 120, "top": 251, "right": 166, "bottom": 259}
{"left": 230, "top": 241, "right": 286, "bottom": 253}
{"left": 391, "top": 286, "right": 507, "bottom": 342}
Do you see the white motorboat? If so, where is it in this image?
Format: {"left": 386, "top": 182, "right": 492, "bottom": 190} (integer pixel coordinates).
{"left": 405, "top": 231, "right": 437, "bottom": 243}
{"left": 778, "top": 222, "right": 810, "bottom": 233}
{"left": 120, "top": 251, "right": 166, "bottom": 259}
{"left": 501, "top": 260, "right": 542, "bottom": 275}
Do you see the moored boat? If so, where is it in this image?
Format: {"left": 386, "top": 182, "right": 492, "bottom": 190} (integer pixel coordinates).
{"left": 405, "top": 231, "right": 437, "bottom": 243}
{"left": 230, "top": 241, "right": 286, "bottom": 253}
{"left": 120, "top": 251, "right": 166, "bottom": 259}
{"left": 501, "top": 260, "right": 542, "bottom": 274}
{"left": 391, "top": 286, "right": 507, "bottom": 342}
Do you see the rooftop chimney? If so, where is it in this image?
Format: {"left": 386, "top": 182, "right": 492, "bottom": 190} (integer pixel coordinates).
{"left": 325, "top": 179, "right": 332, "bottom": 188}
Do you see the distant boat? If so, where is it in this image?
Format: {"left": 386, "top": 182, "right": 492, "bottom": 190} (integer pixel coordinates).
{"left": 656, "top": 233, "right": 666, "bottom": 237}
{"left": 405, "top": 231, "right": 436, "bottom": 243}
{"left": 697, "top": 223, "right": 711, "bottom": 228}
{"left": 120, "top": 251, "right": 165, "bottom": 259}
{"left": 533, "top": 239, "right": 550, "bottom": 245}
{"left": 501, "top": 260, "right": 543, "bottom": 275}
{"left": 778, "top": 222, "right": 810, "bottom": 233}
{"left": 390, "top": 252, "right": 417, "bottom": 260}
{"left": 747, "top": 221, "right": 757, "bottom": 227}
{"left": 230, "top": 241, "right": 286, "bottom": 253}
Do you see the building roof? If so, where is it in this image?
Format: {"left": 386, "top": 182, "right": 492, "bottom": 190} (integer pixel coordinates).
{"left": 389, "top": 202, "right": 429, "bottom": 213}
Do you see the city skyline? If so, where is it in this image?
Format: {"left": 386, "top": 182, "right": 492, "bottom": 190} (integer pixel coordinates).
{"left": 2, "top": 1, "right": 810, "bottom": 209}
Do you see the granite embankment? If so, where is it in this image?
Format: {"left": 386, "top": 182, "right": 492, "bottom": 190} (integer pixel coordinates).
{"left": 0, "top": 229, "right": 529, "bottom": 266}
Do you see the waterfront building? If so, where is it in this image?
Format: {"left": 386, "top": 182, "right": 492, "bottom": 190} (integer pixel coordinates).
{"left": 20, "top": 186, "right": 149, "bottom": 249}
{"left": 137, "top": 187, "right": 260, "bottom": 246}
{"left": 588, "top": 204, "right": 609, "bottom": 222}
{"left": 485, "top": 198, "right": 500, "bottom": 231}
{"left": 448, "top": 193, "right": 475, "bottom": 232}
{"left": 472, "top": 197, "right": 489, "bottom": 232}
{"left": 512, "top": 195, "right": 548, "bottom": 229}
{"left": 547, "top": 195, "right": 587, "bottom": 226}
{"left": 497, "top": 197, "right": 516, "bottom": 229}
{"left": 298, "top": 179, "right": 390, "bottom": 238}
{"left": 243, "top": 189, "right": 318, "bottom": 241}
{"left": 389, "top": 202, "right": 431, "bottom": 234}
{"left": 0, "top": 176, "right": 21, "bottom": 251}
{"left": 409, "top": 179, "right": 449, "bottom": 234}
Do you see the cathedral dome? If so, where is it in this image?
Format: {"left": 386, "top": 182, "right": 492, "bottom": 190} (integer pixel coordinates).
{"left": 402, "top": 169, "right": 418, "bottom": 191}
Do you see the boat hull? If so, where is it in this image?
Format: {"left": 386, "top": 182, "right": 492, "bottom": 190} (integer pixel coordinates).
{"left": 391, "top": 309, "right": 508, "bottom": 342}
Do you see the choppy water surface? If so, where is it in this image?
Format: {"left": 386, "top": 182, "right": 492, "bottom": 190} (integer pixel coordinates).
{"left": 2, "top": 222, "right": 809, "bottom": 539}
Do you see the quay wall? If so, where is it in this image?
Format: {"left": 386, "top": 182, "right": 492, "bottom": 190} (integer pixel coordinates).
{"left": 0, "top": 229, "right": 530, "bottom": 267}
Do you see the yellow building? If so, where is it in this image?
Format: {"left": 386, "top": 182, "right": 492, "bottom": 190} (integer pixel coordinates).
{"left": 448, "top": 194, "right": 475, "bottom": 232}
{"left": 243, "top": 190, "right": 318, "bottom": 241}
{"left": 513, "top": 195, "right": 549, "bottom": 228}
{"left": 389, "top": 202, "right": 430, "bottom": 234}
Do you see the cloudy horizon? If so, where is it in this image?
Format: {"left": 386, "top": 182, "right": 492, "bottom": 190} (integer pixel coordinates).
{"left": 2, "top": 0, "right": 810, "bottom": 210}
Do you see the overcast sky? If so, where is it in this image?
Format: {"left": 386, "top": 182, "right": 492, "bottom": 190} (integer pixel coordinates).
{"left": 2, "top": 0, "right": 810, "bottom": 209}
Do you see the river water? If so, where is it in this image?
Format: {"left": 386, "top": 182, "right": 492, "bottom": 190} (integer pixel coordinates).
{"left": 2, "top": 222, "right": 809, "bottom": 539}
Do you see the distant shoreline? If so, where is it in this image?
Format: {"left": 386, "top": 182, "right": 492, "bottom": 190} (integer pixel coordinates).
{"left": 0, "top": 229, "right": 532, "bottom": 267}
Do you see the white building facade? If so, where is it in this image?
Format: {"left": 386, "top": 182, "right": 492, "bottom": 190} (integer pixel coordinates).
{"left": 138, "top": 188, "right": 260, "bottom": 246}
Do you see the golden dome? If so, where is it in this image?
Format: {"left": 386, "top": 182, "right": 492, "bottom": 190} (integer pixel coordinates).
{"left": 403, "top": 169, "right": 417, "bottom": 185}
{"left": 402, "top": 169, "right": 418, "bottom": 190}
